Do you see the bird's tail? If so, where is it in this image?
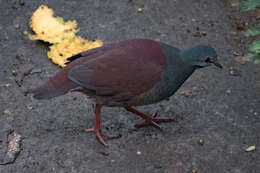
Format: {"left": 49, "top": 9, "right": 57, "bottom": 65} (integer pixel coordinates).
{"left": 25, "top": 70, "right": 77, "bottom": 100}
{"left": 25, "top": 82, "right": 63, "bottom": 100}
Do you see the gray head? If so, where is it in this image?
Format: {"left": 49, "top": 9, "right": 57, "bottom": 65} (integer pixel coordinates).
{"left": 182, "top": 45, "right": 222, "bottom": 69}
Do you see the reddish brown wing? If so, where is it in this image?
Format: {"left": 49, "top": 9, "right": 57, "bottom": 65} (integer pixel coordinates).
{"left": 68, "top": 39, "right": 166, "bottom": 102}
{"left": 65, "top": 42, "right": 120, "bottom": 64}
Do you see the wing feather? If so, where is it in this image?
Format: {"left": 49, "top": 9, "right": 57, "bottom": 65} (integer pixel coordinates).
{"left": 68, "top": 39, "right": 167, "bottom": 102}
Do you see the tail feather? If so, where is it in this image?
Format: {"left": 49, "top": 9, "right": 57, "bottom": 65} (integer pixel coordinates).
{"left": 25, "top": 47, "right": 105, "bottom": 100}
{"left": 25, "top": 66, "right": 78, "bottom": 100}
{"left": 25, "top": 82, "right": 68, "bottom": 100}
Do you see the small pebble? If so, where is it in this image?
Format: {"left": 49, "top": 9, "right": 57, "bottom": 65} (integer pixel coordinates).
{"left": 180, "top": 90, "right": 193, "bottom": 97}
{"left": 137, "top": 8, "right": 143, "bottom": 13}
{"left": 226, "top": 89, "right": 231, "bottom": 94}
{"left": 201, "top": 31, "right": 207, "bottom": 36}
{"left": 199, "top": 139, "right": 204, "bottom": 145}
{"left": 3, "top": 109, "right": 11, "bottom": 115}
{"left": 12, "top": 70, "right": 17, "bottom": 76}
{"left": 231, "top": 2, "right": 237, "bottom": 7}
{"left": 27, "top": 106, "right": 33, "bottom": 110}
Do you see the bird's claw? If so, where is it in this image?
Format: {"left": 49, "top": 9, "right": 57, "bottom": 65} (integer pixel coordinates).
{"left": 135, "top": 112, "right": 176, "bottom": 130}
{"left": 83, "top": 128, "right": 120, "bottom": 146}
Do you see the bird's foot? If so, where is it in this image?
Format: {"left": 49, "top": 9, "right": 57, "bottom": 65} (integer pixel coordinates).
{"left": 83, "top": 128, "right": 120, "bottom": 146}
{"left": 135, "top": 112, "right": 176, "bottom": 129}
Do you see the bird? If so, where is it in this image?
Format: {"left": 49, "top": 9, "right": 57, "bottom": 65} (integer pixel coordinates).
{"left": 26, "top": 39, "right": 222, "bottom": 146}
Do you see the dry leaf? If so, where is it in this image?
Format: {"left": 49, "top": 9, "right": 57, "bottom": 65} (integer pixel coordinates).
{"left": 0, "top": 131, "right": 22, "bottom": 165}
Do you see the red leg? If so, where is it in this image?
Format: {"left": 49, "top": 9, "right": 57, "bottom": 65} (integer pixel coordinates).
{"left": 124, "top": 106, "right": 176, "bottom": 129}
{"left": 83, "top": 104, "right": 119, "bottom": 146}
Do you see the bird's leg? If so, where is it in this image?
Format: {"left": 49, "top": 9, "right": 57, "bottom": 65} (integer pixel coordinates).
{"left": 83, "top": 104, "right": 119, "bottom": 146}
{"left": 124, "top": 106, "right": 176, "bottom": 129}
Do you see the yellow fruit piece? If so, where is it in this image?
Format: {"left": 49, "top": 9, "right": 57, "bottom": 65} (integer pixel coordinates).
{"left": 29, "top": 5, "right": 78, "bottom": 44}
{"left": 48, "top": 37, "right": 103, "bottom": 67}
{"left": 28, "top": 5, "right": 103, "bottom": 67}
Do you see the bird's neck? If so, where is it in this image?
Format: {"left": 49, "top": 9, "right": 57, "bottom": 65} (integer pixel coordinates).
{"left": 180, "top": 46, "right": 207, "bottom": 68}
{"left": 154, "top": 44, "right": 195, "bottom": 100}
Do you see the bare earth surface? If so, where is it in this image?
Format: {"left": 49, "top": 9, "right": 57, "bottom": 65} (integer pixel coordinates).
{"left": 0, "top": 0, "right": 259, "bottom": 172}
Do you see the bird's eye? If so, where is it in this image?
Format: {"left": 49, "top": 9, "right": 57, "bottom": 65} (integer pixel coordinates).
{"left": 205, "top": 57, "right": 211, "bottom": 63}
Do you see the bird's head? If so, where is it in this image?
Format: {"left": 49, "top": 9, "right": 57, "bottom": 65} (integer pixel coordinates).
{"left": 183, "top": 45, "right": 222, "bottom": 69}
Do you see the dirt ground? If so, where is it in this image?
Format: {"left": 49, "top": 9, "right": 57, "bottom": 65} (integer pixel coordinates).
{"left": 0, "top": 0, "right": 259, "bottom": 172}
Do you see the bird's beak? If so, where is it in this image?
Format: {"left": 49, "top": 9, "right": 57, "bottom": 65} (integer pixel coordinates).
{"left": 209, "top": 58, "right": 222, "bottom": 69}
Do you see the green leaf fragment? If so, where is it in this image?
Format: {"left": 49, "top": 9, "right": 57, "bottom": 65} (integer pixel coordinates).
{"left": 245, "top": 145, "right": 256, "bottom": 152}
{"left": 247, "top": 41, "right": 260, "bottom": 63}
{"left": 245, "top": 25, "right": 260, "bottom": 36}
{"left": 247, "top": 53, "right": 260, "bottom": 63}
{"left": 237, "top": 0, "right": 260, "bottom": 64}
{"left": 237, "top": 0, "right": 260, "bottom": 12}
{"left": 249, "top": 40, "right": 260, "bottom": 53}
{"left": 23, "top": 31, "right": 28, "bottom": 35}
